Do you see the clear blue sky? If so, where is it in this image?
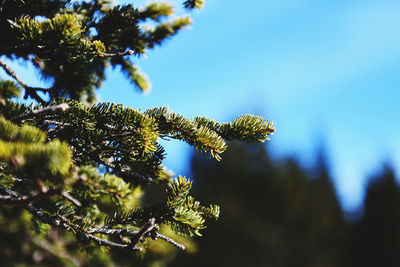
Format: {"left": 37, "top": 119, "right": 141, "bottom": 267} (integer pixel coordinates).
{"left": 4, "top": 0, "right": 400, "bottom": 211}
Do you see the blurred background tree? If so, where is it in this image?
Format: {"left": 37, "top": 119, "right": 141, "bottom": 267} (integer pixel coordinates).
{"left": 346, "top": 166, "right": 400, "bottom": 267}
{"left": 173, "top": 142, "right": 348, "bottom": 267}
{"left": 170, "top": 142, "right": 400, "bottom": 267}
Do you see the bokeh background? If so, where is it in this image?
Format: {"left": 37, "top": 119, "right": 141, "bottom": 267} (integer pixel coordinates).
{"left": 3, "top": 0, "right": 400, "bottom": 266}
{"left": 103, "top": 0, "right": 400, "bottom": 212}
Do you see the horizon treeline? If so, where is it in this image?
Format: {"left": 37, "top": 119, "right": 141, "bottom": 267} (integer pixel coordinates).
{"left": 171, "top": 141, "right": 400, "bottom": 267}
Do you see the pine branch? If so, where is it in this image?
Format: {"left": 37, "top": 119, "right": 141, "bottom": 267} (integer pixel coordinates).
{"left": 96, "top": 157, "right": 154, "bottom": 185}
{"left": 0, "top": 188, "right": 60, "bottom": 205}
{"left": 0, "top": 58, "right": 50, "bottom": 104}
{"left": 0, "top": 187, "right": 184, "bottom": 251}
{"left": 25, "top": 202, "right": 140, "bottom": 251}
{"left": 88, "top": 225, "right": 185, "bottom": 250}
{"left": 166, "top": 176, "right": 192, "bottom": 208}
{"left": 1, "top": 187, "right": 70, "bottom": 227}
{"left": 0, "top": 0, "right": 277, "bottom": 262}
{"left": 85, "top": 232, "right": 136, "bottom": 250}
{"left": 61, "top": 191, "right": 82, "bottom": 207}
{"left": 12, "top": 103, "right": 69, "bottom": 122}
{"left": 55, "top": 214, "right": 143, "bottom": 251}
{"left": 103, "top": 50, "right": 135, "bottom": 57}
{"left": 154, "top": 231, "right": 186, "bottom": 250}
{"left": 127, "top": 218, "right": 156, "bottom": 249}
{"left": 183, "top": 0, "right": 205, "bottom": 10}
{"left": 194, "top": 115, "right": 276, "bottom": 143}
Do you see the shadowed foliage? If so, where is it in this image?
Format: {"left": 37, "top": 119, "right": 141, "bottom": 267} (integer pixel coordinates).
{"left": 171, "top": 142, "right": 400, "bottom": 267}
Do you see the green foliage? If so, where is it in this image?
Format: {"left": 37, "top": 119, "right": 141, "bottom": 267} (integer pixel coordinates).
{"left": 121, "top": 63, "right": 151, "bottom": 92}
{"left": 194, "top": 114, "right": 276, "bottom": 143}
{"left": 0, "top": 80, "right": 21, "bottom": 105}
{"left": 0, "top": 116, "right": 71, "bottom": 180}
{"left": 143, "top": 16, "right": 192, "bottom": 49}
{"left": 139, "top": 3, "right": 174, "bottom": 22}
{"left": 104, "top": 176, "right": 219, "bottom": 238}
{"left": 165, "top": 176, "right": 219, "bottom": 236}
{"left": 0, "top": 0, "right": 275, "bottom": 265}
{"left": 0, "top": 0, "right": 206, "bottom": 102}
{"left": 0, "top": 116, "right": 45, "bottom": 143}
{"left": 183, "top": 0, "right": 205, "bottom": 10}
{"left": 14, "top": 13, "right": 106, "bottom": 62}
{"left": 145, "top": 107, "right": 275, "bottom": 160}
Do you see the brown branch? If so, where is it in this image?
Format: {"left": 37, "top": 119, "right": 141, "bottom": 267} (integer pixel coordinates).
{"left": 43, "top": 120, "right": 71, "bottom": 127}
{"left": 153, "top": 231, "right": 186, "bottom": 250}
{"left": 128, "top": 218, "right": 156, "bottom": 249}
{"left": 109, "top": 131, "right": 134, "bottom": 138}
{"left": 1, "top": 189, "right": 145, "bottom": 251}
{"left": 13, "top": 103, "right": 69, "bottom": 122}
{"left": 0, "top": 58, "right": 51, "bottom": 104}
{"left": 96, "top": 157, "right": 153, "bottom": 184}
{"left": 6, "top": 19, "right": 20, "bottom": 29}
{"left": 88, "top": 227, "right": 185, "bottom": 250}
{"left": 26, "top": 205, "right": 140, "bottom": 251}
{"left": 56, "top": 215, "right": 144, "bottom": 251}
{"left": 86, "top": 232, "right": 139, "bottom": 250}
{"left": 103, "top": 50, "right": 135, "bottom": 57}
{"left": 1, "top": 187, "right": 184, "bottom": 251}
{"left": 61, "top": 191, "right": 82, "bottom": 207}
{"left": 0, "top": 188, "right": 60, "bottom": 205}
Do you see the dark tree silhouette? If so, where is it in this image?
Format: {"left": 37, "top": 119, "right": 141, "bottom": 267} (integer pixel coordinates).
{"left": 174, "top": 142, "right": 348, "bottom": 267}
{"left": 347, "top": 165, "right": 400, "bottom": 267}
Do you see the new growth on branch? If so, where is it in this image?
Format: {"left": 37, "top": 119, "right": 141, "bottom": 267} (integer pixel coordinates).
{"left": 0, "top": 0, "right": 274, "bottom": 261}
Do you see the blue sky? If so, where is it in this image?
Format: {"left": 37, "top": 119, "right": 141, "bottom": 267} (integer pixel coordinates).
{"left": 3, "top": 0, "right": 400, "bottom": 211}
{"left": 101, "top": 0, "right": 400, "bottom": 211}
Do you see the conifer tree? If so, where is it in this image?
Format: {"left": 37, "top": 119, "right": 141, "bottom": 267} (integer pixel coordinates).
{"left": 174, "top": 143, "right": 347, "bottom": 267}
{"left": 0, "top": 0, "right": 274, "bottom": 264}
